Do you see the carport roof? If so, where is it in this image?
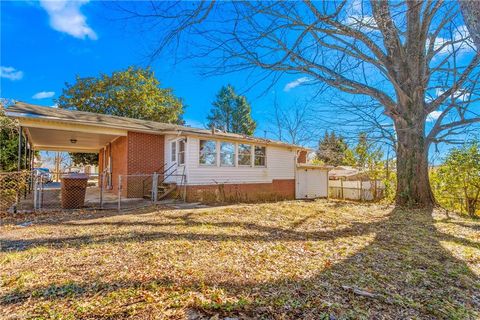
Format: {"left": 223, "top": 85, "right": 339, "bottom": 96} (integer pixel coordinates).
{"left": 8, "top": 102, "right": 180, "bottom": 133}
{"left": 7, "top": 102, "right": 308, "bottom": 150}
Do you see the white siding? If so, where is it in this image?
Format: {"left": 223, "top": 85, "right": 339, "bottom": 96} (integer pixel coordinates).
{"left": 184, "top": 136, "right": 296, "bottom": 185}
{"left": 163, "top": 134, "right": 187, "bottom": 184}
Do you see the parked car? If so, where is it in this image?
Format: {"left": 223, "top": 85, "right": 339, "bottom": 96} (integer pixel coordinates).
{"left": 34, "top": 168, "right": 53, "bottom": 183}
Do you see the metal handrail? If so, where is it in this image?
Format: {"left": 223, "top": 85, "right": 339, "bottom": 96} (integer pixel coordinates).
{"left": 160, "top": 167, "right": 178, "bottom": 185}
{"left": 141, "top": 163, "right": 167, "bottom": 184}
{"left": 142, "top": 163, "right": 177, "bottom": 196}
{"left": 141, "top": 163, "right": 170, "bottom": 194}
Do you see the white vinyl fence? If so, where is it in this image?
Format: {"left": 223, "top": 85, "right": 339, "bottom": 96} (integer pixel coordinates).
{"left": 329, "top": 179, "right": 384, "bottom": 201}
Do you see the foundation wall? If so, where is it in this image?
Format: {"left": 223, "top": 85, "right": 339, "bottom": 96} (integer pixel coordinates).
{"left": 185, "top": 179, "right": 295, "bottom": 203}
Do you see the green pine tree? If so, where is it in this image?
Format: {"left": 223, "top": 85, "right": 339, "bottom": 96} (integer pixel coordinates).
{"left": 207, "top": 84, "right": 256, "bottom": 135}
{"left": 316, "top": 131, "right": 349, "bottom": 166}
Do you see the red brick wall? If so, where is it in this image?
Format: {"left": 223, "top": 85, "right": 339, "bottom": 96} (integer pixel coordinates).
{"left": 297, "top": 150, "right": 307, "bottom": 164}
{"left": 111, "top": 137, "right": 128, "bottom": 193}
{"left": 125, "top": 132, "right": 164, "bottom": 198}
{"left": 98, "top": 132, "right": 164, "bottom": 198}
{"left": 185, "top": 179, "right": 295, "bottom": 203}
{"left": 127, "top": 132, "right": 165, "bottom": 175}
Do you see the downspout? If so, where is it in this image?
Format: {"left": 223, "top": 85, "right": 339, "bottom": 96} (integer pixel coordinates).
{"left": 109, "top": 142, "right": 112, "bottom": 188}
{"left": 294, "top": 149, "right": 299, "bottom": 200}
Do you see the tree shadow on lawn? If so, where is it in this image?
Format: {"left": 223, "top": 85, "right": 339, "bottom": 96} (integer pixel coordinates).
{"left": 1, "top": 207, "right": 479, "bottom": 319}
{"left": 437, "top": 218, "right": 480, "bottom": 231}
{"left": 0, "top": 205, "right": 157, "bottom": 226}
{"left": 1, "top": 201, "right": 248, "bottom": 227}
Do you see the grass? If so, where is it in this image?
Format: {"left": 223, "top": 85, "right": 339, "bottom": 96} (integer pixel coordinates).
{"left": 1, "top": 200, "right": 479, "bottom": 319}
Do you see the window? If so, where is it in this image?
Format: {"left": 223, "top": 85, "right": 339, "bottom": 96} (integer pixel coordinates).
{"left": 220, "top": 142, "right": 235, "bottom": 167}
{"left": 238, "top": 144, "right": 252, "bottom": 166}
{"left": 178, "top": 139, "right": 186, "bottom": 165}
{"left": 171, "top": 141, "right": 177, "bottom": 162}
{"left": 199, "top": 140, "right": 217, "bottom": 166}
{"left": 254, "top": 146, "right": 266, "bottom": 167}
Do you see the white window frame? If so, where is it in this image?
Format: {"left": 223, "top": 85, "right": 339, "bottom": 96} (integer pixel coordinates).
{"left": 237, "top": 143, "right": 252, "bottom": 167}
{"left": 171, "top": 141, "right": 177, "bottom": 163}
{"left": 220, "top": 142, "right": 236, "bottom": 167}
{"left": 254, "top": 145, "right": 267, "bottom": 167}
{"left": 178, "top": 139, "right": 186, "bottom": 166}
{"left": 199, "top": 139, "right": 217, "bottom": 166}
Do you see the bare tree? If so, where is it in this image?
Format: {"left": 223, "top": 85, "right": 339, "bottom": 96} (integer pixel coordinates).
{"left": 270, "top": 94, "right": 316, "bottom": 146}
{"left": 120, "top": 1, "right": 480, "bottom": 208}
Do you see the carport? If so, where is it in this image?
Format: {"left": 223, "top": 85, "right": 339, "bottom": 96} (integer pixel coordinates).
{"left": 6, "top": 102, "right": 130, "bottom": 211}
{"left": 5, "top": 102, "right": 172, "bottom": 212}
{"left": 8, "top": 102, "right": 128, "bottom": 163}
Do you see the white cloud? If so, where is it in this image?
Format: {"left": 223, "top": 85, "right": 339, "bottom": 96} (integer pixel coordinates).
{"left": 427, "top": 110, "right": 442, "bottom": 122}
{"left": 345, "top": 15, "right": 377, "bottom": 29}
{"left": 432, "top": 25, "right": 473, "bottom": 55}
{"left": 344, "top": 0, "right": 377, "bottom": 30}
{"left": 284, "top": 77, "right": 311, "bottom": 92}
{"left": 51, "top": 103, "right": 58, "bottom": 108}
{"left": 40, "top": 0, "right": 97, "bottom": 40}
{"left": 427, "top": 88, "right": 469, "bottom": 104}
{"left": 0, "top": 66, "right": 24, "bottom": 81}
{"left": 32, "top": 91, "right": 55, "bottom": 99}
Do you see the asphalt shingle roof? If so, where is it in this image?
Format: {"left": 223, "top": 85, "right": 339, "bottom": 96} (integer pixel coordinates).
{"left": 7, "top": 102, "right": 307, "bottom": 149}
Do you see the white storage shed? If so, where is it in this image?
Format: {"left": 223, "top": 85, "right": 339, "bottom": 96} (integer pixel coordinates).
{"left": 295, "top": 164, "right": 331, "bottom": 199}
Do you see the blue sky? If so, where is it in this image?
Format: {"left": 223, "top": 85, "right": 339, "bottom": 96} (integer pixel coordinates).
{"left": 1, "top": 1, "right": 317, "bottom": 142}
{"left": 1, "top": 1, "right": 478, "bottom": 163}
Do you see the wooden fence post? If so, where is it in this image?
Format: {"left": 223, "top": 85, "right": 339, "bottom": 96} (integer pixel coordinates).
{"left": 341, "top": 178, "right": 344, "bottom": 200}
{"left": 360, "top": 180, "right": 363, "bottom": 202}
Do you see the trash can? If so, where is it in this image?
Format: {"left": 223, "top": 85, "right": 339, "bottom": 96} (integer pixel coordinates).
{"left": 61, "top": 174, "right": 89, "bottom": 209}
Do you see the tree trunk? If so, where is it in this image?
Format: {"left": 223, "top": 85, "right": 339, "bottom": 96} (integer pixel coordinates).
{"left": 466, "top": 198, "right": 476, "bottom": 217}
{"left": 395, "top": 121, "right": 435, "bottom": 208}
{"left": 459, "top": 1, "right": 480, "bottom": 52}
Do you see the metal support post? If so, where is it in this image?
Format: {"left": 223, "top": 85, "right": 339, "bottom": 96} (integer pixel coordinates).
{"left": 152, "top": 172, "right": 158, "bottom": 204}
{"left": 118, "top": 175, "right": 122, "bottom": 212}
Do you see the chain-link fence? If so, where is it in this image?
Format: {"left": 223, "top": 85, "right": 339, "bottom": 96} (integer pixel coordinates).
{"left": 1, "top": 171, "right": 106, "bottom": 214}
{"left": 1, "top": 170, "right": 187, "bottom": 215}
{"left": 117, "top": 173, "right": 186, "bottom": 211}
{"left": 0, "top": 171, "right": 33, "bottom": 214}
{"left": 33, "top": 173, "right": 103, "bottom": 211}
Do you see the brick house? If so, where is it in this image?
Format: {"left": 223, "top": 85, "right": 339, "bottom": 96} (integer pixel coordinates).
{"left": 7, "top": 102, "right": 330, "bottom": 202}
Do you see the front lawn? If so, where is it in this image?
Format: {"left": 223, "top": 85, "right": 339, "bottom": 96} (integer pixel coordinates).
{"left": 1, "top": 200, "right": 479, "bottom": 319}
